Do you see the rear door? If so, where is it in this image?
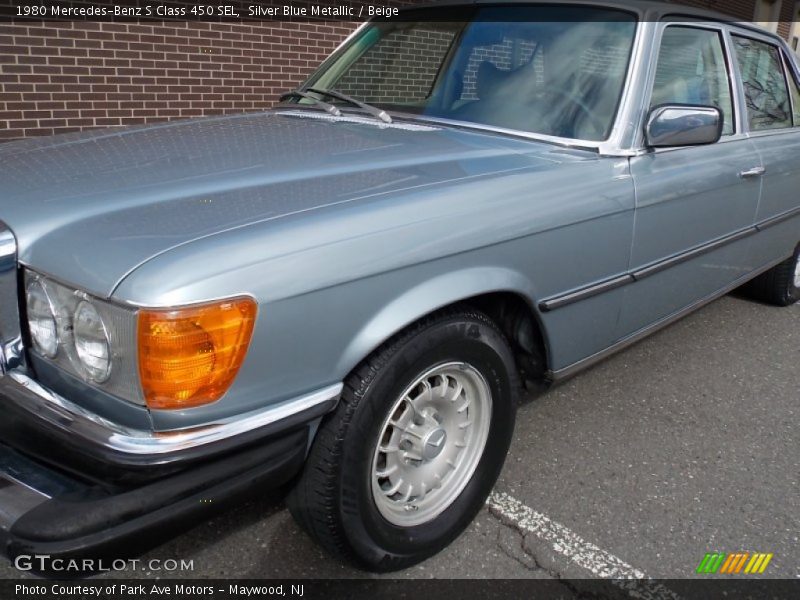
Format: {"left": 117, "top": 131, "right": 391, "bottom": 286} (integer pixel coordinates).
{"left": 729, "top": 31, "right": 800, "bottom": 267}
{"left": 623, "top": 23, "right": 762, "bottom": 335}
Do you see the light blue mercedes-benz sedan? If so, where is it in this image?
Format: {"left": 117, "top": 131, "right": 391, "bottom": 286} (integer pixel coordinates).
{"left": 0, "top": 1, "right": 798, "bottom": 572}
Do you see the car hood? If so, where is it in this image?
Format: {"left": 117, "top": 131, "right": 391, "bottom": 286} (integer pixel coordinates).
{"left": 0, "top": 110, "right": 576, "bottom": 297}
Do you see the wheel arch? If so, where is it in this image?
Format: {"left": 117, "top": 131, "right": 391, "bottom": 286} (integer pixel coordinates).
{"left": 334, "top": 267, "right": 552, "bottom": 389}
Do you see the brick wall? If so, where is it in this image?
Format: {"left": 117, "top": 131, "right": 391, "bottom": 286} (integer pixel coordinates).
{"left": 1, "top": 0, "right": 796, "bottom": 142}
{"left": 0, "top": 20, "right": 355, "bottom": 141}
{"left": 673, "top": 0, "right": 794, "bottom": 38}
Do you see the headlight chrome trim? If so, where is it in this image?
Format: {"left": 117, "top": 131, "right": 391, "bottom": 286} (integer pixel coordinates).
{"left": 25, "top": 279, "right": 59, "bottom": 359}
{"left": 23, "top": 269, "right": 144, "bottom": 406}
{"left": 73, "top": 299, "right": 113, "bottom": 384}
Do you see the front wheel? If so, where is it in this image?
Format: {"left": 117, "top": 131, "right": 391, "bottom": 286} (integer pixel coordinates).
{"left": 287, "top": 307, "right": 518, "bottom": 572}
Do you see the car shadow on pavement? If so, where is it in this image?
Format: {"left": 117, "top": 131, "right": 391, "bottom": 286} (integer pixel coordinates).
{"left": 130, "top": 485, "right": 366, "bottom": 579}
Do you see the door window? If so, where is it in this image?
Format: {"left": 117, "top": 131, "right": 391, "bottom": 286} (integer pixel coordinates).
{"left": 732, "top": 36, "right": 792, "bottom": 130}
{"left": 650, "top": 27, "right": 734, "bottom": 135}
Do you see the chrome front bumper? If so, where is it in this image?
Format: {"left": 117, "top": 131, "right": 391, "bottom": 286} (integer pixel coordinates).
{"left": 0, "top": 222, "right": 24, "bottom": 376}
{"left": 0, "top": 368, "right": 341, "bottom": 560}
{"left": 0, "top": 370, "right": 341, "bottom": 560}
{"left": 1, "top": 371, "right": 342, "bottom": 466}
{"left": 0, "top": 419, "right": 314, "bottom": 562}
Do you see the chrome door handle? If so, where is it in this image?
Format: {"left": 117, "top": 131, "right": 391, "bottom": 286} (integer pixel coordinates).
{"left": 739, "top": 166, "right": 766, "bottom": 179}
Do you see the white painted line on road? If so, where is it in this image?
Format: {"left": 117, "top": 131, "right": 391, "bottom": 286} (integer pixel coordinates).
{"left": 487, "top": 491, "right": 682, "bottom": 600}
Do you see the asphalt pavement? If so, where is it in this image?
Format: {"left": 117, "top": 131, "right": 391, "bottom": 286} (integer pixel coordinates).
{"left": 1, "top": 293, "right": 797, "bottom": 584}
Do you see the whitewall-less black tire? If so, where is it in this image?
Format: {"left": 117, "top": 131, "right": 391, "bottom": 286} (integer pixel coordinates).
{"left": 744, "top": 244, "right": 800, "bottom": 307}
{"left": 287, "top": 307, "right": 519, "bottom": 572}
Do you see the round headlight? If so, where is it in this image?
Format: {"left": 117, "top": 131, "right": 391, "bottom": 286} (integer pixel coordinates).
{"left": 26, "top": 281, "right": 59, "bottom": 358}
{"left": 73, "top": 300, "right": 111, "bottom": 383}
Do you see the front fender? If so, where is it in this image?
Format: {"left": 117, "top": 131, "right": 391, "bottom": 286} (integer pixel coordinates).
{"left": 335, "top": 265, "right": 541, "bottom": 377}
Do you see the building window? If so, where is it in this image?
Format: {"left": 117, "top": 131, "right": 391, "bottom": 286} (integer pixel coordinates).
{"left": 753, "top": 0, "right": 783, "bottom": 33}
{"left": 790, "top": 2, "right": 800, "bottom": 55}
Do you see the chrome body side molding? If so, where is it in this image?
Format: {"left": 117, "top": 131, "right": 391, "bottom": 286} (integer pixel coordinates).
{"left": 547, "top": 254, "right": 791, "bottom": 381}
{"left": 539, "top": 275, "right": 634, "bottom": 312}
{"left": 755, "top": 206, "right": 800, "bottom": 231}
{"left": 539, "top": 223, "right": 777, "bottom": 312}
{"left": 631, "top": 227, "right": 757, "bottom": 280}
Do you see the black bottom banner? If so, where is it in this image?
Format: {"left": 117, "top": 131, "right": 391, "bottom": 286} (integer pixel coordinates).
{"left": 2, "top": 579, "right": 800, "bottom": 600}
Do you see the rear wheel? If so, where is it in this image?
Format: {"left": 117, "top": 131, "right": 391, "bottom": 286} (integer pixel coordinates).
{"left": 287, "top": 307, "right": 518, "bottom": 572}
{"left": 743, "top": 244, "right": 800, "bottom": 307}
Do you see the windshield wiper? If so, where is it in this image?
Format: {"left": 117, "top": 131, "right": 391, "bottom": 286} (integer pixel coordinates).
{"left": 306, "top": 88, "right": 392, "bottom": 124}
{"left": 280, "top": 90, "right": 342, "bottom": 117}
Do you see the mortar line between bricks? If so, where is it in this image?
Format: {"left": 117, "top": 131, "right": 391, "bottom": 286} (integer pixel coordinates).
{"left": 486, "top": 491, "right": 683, "bottom": 600}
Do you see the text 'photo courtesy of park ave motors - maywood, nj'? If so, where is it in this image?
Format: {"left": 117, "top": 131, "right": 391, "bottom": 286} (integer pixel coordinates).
{"left": 15, "top": 583, "right": 306, "bottom": 596}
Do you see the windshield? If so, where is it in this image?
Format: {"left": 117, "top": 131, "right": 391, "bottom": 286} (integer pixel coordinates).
{"left": 295, "top": 6, "right": 637, "bottom": 141}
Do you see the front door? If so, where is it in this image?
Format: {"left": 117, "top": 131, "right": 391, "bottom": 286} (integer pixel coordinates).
{"left": 622, "top": 24, "right": 762, "bottom": 335}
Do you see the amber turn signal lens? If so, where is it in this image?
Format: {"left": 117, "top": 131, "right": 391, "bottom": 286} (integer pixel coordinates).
{"left": 138, "top": 297, "right": 257, "bottom": 410}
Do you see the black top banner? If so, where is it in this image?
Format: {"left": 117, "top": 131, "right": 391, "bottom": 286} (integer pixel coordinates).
{"left": 0, "top": 0, "right": 751, "bottom": 22}
{"left": 5, "top": 0, "right": 416, "bottom": 21}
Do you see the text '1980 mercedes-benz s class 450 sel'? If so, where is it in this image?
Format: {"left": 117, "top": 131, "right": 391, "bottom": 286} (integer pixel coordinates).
{"left": 0, "top": 1, "right": 798, "bottom": 572}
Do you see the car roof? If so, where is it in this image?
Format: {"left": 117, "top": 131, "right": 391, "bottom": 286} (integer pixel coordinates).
{"left": 398, "top": 0, "right": 785, "bottom": 42}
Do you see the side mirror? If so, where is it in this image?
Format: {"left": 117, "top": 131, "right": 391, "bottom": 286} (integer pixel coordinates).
{"left": 645, "top": 104, "right": 723, "bottom": 148}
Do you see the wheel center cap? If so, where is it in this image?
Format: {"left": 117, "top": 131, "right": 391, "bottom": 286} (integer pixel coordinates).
{"left": 421, "top": 427, "right": 447, "bottom": 461}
